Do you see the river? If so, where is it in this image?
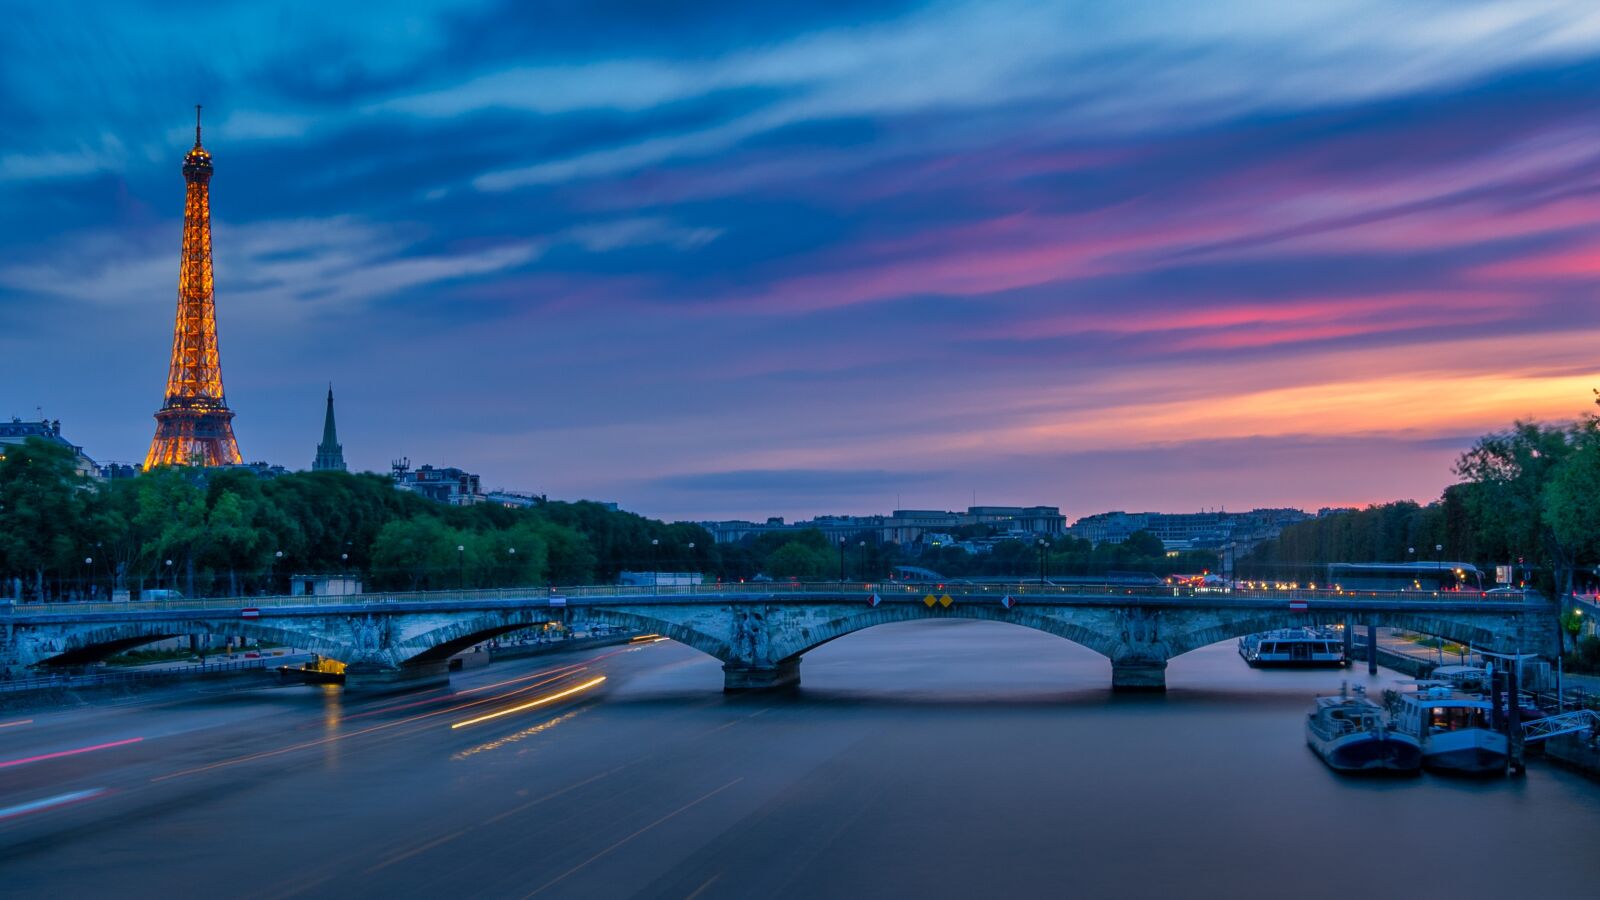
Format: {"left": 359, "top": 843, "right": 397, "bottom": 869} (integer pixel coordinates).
{"left": 2, "top": 619, "right": 1598, "bottom": 899}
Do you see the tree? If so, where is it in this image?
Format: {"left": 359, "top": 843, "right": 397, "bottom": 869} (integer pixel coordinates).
{"left": 0, "top": 438, "right": 91, "bottom": 598}
{"left": 1456, "top": 421, "right": 1580, "bottom": 597}
{"left": 369, "top": 517, "right": 459, "bottom": 590}
{"left": 1543, "top": 410, "right": 1600, "bottom": 590}
{"left": 199, "top": 491, "right": 268, "bottom": 596}
{"left": 1122, "top": 530, "right": 1165, "bottom": 559}
{"left": 766, "top": 541, "right": 831, "bottom": 580}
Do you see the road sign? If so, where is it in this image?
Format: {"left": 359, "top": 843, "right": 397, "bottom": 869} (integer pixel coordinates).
{"left": 1000, "top": 595, "right": 1016, "bottom": 609}
{"left": 868, "top": 593, "right": 881, "bottom": 607}
{"left": 549, "top": 596, "right": 567, "bottom": 607}
{"left": 1288, "top": 600, "right": 1308, "bottom": 610}
{"left": 939, "top": 594, "right": 953, "bottom": 608}
{"left": 241, "top": 608, "right": 260, "bottom": 619}
{"left": 923, "top": 594, "right": 937, "bottom": 607}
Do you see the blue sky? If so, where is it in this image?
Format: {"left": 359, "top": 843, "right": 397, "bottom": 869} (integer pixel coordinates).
{"left": 3, "top": 1, "right": 1599, "bottom": 520}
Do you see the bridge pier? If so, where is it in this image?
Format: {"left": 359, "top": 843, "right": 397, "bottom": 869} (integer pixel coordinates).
{"left": 1110, "top": 657, "right": 1167, "bottom": 692}
{"left": 723, "top": 658, "right": 800, "bottom": 693}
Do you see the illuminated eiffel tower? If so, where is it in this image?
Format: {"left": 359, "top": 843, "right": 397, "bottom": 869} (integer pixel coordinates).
{"left": 143, "top": 106, "right": 242, "bottom": 469}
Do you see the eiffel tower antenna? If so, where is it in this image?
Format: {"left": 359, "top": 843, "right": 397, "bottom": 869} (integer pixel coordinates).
{"left": 144, "top": 107, "right": 241, "bottom": 469}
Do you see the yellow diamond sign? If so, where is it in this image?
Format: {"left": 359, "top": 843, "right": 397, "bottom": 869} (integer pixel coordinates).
{"left": 923, "top": 594, "right": 938, "bottom": 607}
{"left": 939, "top": 594, "right": 953, "bottom": 608}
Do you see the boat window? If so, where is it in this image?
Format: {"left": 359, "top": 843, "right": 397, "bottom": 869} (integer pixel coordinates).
{"left": 1428, "top": 706, "right": 1485, "bottom": 732}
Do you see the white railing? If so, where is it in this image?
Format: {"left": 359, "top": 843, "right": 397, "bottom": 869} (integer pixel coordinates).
{"left": 1522, "top": 709, "right": 1600, "bottom": 743}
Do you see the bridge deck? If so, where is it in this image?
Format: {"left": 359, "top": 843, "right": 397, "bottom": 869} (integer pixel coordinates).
{"left": 0, "top": 582, "right": 1548, "bottom": 623}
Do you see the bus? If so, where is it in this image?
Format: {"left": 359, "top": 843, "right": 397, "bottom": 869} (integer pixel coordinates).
{"left": 1324, "top": 562, "right": 1484, "bottom": 593}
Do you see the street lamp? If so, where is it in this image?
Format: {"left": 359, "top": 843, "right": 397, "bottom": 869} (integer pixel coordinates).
{"left": 1435, "top": 543, "right": 1444, "bottom": 593}
{"left": 1037, "top": 539, "right": 1048, "bottom": 585}
{"left": 83, "top": 557, "right": 93, "bottom": 601}
{"left": 859, "top": 540, "right": 868, "bottom": 583}
{"left": 651, "top": 538, "right": 660, "bottom": 591}
{"left": 273, "top": 550, "right": 284, "bottom": 596}
{"left": 164, "top": 558, "right": 173, "bottom": 592}
{"left": 457, "top": 544, "right": 466, "bottom": 590}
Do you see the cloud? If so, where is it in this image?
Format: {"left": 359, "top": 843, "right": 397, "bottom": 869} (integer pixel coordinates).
{"left": 648, "top": 468, "right": 935, "bottom": 494}
{"left": 0, "top": 216, "right": 542, "bottom": 322}
{"left": 565, "top": 217, "right": 722, "bottom": 252}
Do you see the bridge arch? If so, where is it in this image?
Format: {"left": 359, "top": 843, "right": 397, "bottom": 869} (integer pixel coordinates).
{"left": 34, "top": 619, "right": 341, "bottom": 668}
{"left": 765, "top": 605, "right": 1121, "bottom": 664}
{"left": 575, "top": 607, "right": 738, "bottom": 662}
{"left": 1166, "top": 610, "right": 1533, "bottom": 658}
{"left": 394, "top": 611, "right": 560, "bottom": 666}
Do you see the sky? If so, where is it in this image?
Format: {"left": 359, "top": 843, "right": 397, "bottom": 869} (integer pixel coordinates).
{"left": 2, "top": 1, "right": 1598, "bottom": 523}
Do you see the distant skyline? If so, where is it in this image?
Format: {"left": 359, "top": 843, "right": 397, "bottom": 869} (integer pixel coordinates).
{"left": 3, "top": 2, "right": 1599, "bottom": 521}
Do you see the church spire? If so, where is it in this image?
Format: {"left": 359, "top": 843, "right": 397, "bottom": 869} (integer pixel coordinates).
{"left": 312, "top": 384, "right": 346, "bottom": 472}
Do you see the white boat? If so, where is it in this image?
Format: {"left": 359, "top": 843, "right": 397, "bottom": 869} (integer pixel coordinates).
{"left": 1239, "top": 628, "right": 1346, "bottom": 668}
{"left": 1429, "top": 665, "right": 1487, "bottom": 692}
{"left": 1305, "top": 684, "right": 1421, "bottom": 774}
{"left": 1393, "top": 685, "right": 1508, "bottom": 775}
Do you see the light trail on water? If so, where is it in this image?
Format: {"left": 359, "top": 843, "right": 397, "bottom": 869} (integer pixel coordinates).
{"left": 0, "top": 788, "right": 108, "bottom": 822}
{"left": 0, "top": 737, "right": 143, "bottom": 770}
{"left": 450, "top": 676, "right": 607, "bottom": 729}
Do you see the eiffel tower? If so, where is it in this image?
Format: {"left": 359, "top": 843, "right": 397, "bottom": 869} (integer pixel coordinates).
{"left": 144, "top": 106, "right": 242, "bottom": 469}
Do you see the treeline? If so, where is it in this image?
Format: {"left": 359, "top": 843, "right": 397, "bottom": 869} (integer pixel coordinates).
{"left": 1245, "top": 394, "right": 1600, "bottom": 598}
{"left": 741, "top": 527, "right": 1215, "bottom": 581}
{"left": 0, "top": 438, "right": 715, "bottom": 600}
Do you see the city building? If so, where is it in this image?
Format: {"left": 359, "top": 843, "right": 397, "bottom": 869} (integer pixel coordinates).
{"left": 288, "top": 574, "right": 364, "bottom": 597}
{"left": 144, "top": 107, "right": 244, "bottom": 469}
{"left": 311, "top": 386, "right": 346, "bottom": 472}
{"left": 391, "top": 458, "right": 482, "bottom": 505}
{"left": 0, "top": 418, "right": 99, "bottom": 478}
{"left": 486, "top": 490, "right": 546, "bottom": 509}
{"left": 1067, "top": 508, "right": 1311, "bottom": 553}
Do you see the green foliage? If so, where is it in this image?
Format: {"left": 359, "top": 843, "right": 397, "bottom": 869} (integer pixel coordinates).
{"left": 0, "top": 438, "right": 92, "bottom": 596}
{"left": 0, "top": 463, "right": 674, "bottom": 598}
{"left": 1560, "top": 608, "right": 1585, "bottom": 637}
{"left": 1121, "top": 530, "right": 1165, "bottom": 558}
{"left": 1543, "top": 428, "right": 1600, "bottom": 570}
{"left": 766, "top": 541, "right": 833, "bottom": 579}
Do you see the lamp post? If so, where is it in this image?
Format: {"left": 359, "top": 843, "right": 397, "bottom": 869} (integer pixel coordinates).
{"left": 859, "top": 540, "right": 868, "bottom": 583}
{"left": 650, "top": 538, "right": 660, "bottom": 591}
{"left": 1038, "top": 539, "right": 1048, "bottom": 585}
{"left": 164, "top": 558, "right": 173, "bottom": 593}
{"left": 1407, "top": 546, "right": 1416, "bottom": 591}
{"left": 839, "top": 537, "right": 847, "bottom": 584}
{"left": 686, "top": 542, "right": 695, "bottom": 593}
{"left": 273, "top": 550, "right": 284, "bottom": 596}
{"left": 83, "top": 557, "right": 93, "bottom": 601}
{"left": 1434, "top": 543, "right": 1444, "bottom": 593}
{"left": 506, "top": 546, "right": 516, "bottom": 588}
{"left": 457, "top": 544, "right": 466, "bottom": 590}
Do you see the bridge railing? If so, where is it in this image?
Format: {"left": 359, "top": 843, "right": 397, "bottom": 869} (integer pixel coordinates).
{"left": 0, "top": 580, "right": 1546, "bottom": 617}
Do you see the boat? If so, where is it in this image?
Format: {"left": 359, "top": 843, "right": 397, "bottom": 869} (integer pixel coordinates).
{"left": 1305, "top": 684, "right": 1422, "bottom": 774}
{"left": 1393, "top": 685, "right": 1508, "bottom": 775}
{"left": 1239, "top": 628, "right": 1346, "bottom": 667}
{"left": 1429, "top": 664, "right": 1487, "bottom": 692}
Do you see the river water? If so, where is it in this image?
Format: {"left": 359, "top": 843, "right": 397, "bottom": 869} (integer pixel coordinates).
{"left": 3, "top": 619, "right": 1599, "bottom": 899}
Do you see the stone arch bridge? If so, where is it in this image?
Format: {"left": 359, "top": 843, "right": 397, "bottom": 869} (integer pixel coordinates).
{"left": 0, "top": 585, "right": 1558, "bottom": 692}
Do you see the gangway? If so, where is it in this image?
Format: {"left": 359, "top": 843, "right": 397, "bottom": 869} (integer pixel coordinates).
{"left": 1521, "top": 709, "right": 1600, "bottom": 744}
